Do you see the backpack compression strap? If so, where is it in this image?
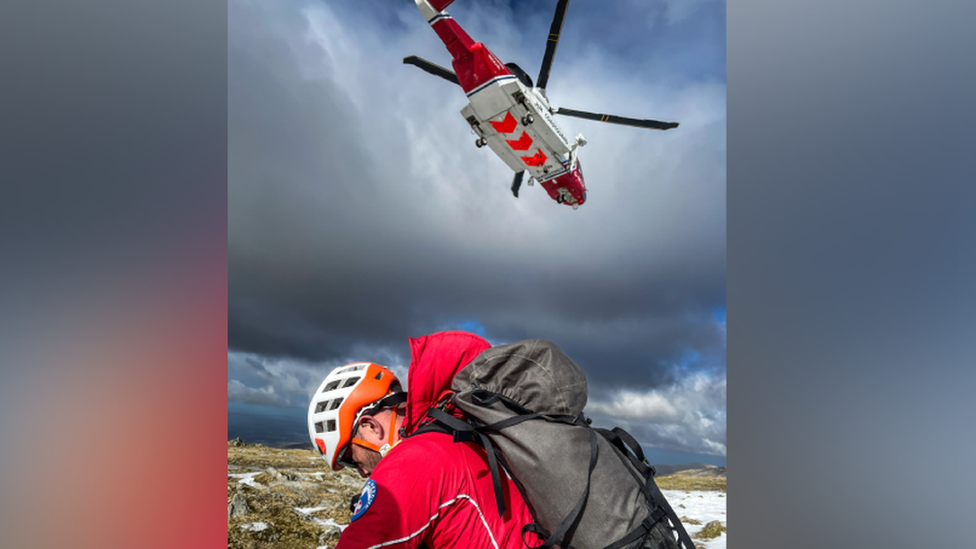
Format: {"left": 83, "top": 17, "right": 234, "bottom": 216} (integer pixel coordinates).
{"left": 596, "top": 427, "right": 698, "bottom": 549}
{"left": 521, "top": 421, "right": 666, "bottom": 549}
{"left": 520, "top": 427, "right": 599, "bottom": 549}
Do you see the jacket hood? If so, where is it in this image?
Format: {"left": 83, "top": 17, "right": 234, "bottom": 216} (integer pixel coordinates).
{"left": 404, "top": 331, "right": 491, "bottom": 435}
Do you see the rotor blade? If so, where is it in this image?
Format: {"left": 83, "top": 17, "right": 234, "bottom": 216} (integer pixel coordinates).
{"left": 511, "top": 171, "right": 525, "bottom": 198}
{"left": 554, "top": 107, "right": 679, "bottom": 130}
{"left": 536, "top": 0, "right": 570, "bottom": 91}
{"left": 403, "top": 55, "right": 459, "bottom": 85}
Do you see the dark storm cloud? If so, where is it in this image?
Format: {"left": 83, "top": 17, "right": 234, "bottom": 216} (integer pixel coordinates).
{"left": 229, "top": 0, "right": 726, "bottom": 455}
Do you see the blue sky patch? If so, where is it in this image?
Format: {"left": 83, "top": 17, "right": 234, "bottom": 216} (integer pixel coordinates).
{"left": 459, "top": 320, "right": 487, "bottom": 337}
{"left": 712, "top": 306, "right": 726, "bottom": 324}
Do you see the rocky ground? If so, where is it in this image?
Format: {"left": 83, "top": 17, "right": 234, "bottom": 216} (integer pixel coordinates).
{"left": 227, "top": 439, "right": 727, "bottom": 549}
{"left": 227, "top": 438, "right": 365, "bottom": 549}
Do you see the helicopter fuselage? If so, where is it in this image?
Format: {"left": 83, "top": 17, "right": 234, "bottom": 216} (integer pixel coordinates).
{"left": 417, "top": 0, "right": 587, "bottom": 208}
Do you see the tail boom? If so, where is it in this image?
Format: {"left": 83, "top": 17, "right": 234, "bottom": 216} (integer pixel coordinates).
{"left": 416, "top": 0, "right": 511, "bottom": 93}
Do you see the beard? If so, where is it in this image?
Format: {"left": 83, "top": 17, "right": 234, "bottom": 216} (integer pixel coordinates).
{"left": 361, "top": 448, "right": 383, "bottom": 476}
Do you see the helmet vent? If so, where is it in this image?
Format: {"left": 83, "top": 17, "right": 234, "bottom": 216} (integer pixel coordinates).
{"left": 375, "top": 372, "right": 384, "bottom": 380}
{"left": 314, "top": 421, "right": 324, "bottom": 433}
{"left": 314, "top": 402, "right": 328, "bottom": 414}
{"left": 324, "top": 380, "right": 340, "bottom": 392}
{"left": 328, "top": 398, "right": 343, "bottom": 411}
{"left": 338, "top": 364, "right": 367, "bottom": 374}
{"left": 341, "top": 377, "right": 361, "bottom": 388}
{"left": 326, "top": 419, "right": 336, "bottom": 432}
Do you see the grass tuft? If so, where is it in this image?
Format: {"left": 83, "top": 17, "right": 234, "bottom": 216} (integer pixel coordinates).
{"left": 692, "top": 520, "right": 727, "bottom": 540}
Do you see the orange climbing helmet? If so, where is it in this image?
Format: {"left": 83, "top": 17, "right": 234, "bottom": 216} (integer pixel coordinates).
{"left": 307, "top": 362, "right": 404, "bottom": 471}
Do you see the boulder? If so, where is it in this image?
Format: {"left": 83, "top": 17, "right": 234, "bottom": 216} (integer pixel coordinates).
{"left": 228, "top": 492, "right": 250, "bottom": 520}
{"left": 319, "top": 525, "right": 342, "bottom": 548}
{"left": 239, "top": 521, "right": 269, "bottom": 532}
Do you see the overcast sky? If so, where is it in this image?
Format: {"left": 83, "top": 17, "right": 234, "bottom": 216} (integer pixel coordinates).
{"left": 228, "top": 0, "right": 726, "bottom": 460}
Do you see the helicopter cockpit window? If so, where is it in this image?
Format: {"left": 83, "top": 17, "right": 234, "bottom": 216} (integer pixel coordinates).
{"left": 505, "top": 63, "right": 533, "bottom": 89}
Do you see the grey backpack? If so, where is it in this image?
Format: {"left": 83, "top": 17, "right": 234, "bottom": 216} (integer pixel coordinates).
{"left": 417, "top": 339, "right": 696, "bottom": 549}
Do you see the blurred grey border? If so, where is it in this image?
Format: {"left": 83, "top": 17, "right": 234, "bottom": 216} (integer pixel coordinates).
{"left": 2, "top": 0, "right": 975, "bottom": 547}
{"left": 1, "top": 1, "right": 228, "bottom": 547}
{"left": 729, "top": 0, "right": 975, "bottom": 547}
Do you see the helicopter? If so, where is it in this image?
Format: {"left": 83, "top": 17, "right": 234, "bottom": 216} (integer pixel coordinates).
{"left": 404, "top": 0, "right": 678, "bottom": 210}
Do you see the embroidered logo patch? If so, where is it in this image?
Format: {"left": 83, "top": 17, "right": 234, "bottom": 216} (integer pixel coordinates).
{"left": 350, "top": 479, "right": 377, "bottom": 522}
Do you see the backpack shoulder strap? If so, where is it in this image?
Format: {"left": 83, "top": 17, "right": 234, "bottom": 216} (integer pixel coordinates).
{"left": 425, "top": 407, "right": 511, "bottom": 518}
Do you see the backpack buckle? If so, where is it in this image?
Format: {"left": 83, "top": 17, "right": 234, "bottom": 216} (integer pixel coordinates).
{"left": 642, "top": 508, "right": 666, "bottom": 530}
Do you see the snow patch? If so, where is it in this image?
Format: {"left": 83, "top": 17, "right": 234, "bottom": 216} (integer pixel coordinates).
{"left": 294, "top": 508, "right": 349, "bottom": 531}
{"left": 228, "top": 472, "right": 264, "bottom": 488}
{"left": 297, "top": 471, "right": 327, "bottom": 481}
{"left": 313, "top": 517, "right": 348, "bottom": 531}
{"left": 662, "top": 490, "right": 727, "bottom": 549}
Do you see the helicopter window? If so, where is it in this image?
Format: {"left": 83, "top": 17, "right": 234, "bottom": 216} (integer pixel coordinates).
{"left": 505, "top": 63, "right": 533, "bottom": 88}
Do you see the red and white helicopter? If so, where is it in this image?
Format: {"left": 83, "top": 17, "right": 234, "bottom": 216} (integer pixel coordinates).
{"left": 405, "top": 0, "right": 678, "bottom": 210}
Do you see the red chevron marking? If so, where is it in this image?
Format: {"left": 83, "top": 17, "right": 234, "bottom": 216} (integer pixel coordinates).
{"left": 506, "top": 131, "right": 533, "bottom": 151}
{"left": 521, "top": 149, "right": 548, "bottom": 167}
{"left": 489, "top": 111, "right": 518, "bottom": 134}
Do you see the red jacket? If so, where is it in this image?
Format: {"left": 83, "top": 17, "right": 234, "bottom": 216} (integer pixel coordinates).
{"left": 335, "top": 332, "right": 540, "bottom": 549}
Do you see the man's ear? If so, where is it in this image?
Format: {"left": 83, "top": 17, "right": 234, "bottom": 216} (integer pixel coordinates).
{"left": 357, "top": 415, "right": 384, "bottom": 439}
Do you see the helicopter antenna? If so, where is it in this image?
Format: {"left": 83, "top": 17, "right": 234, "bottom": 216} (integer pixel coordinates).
{"left": 536, "top": 0, "right": 570, "bottom": 93}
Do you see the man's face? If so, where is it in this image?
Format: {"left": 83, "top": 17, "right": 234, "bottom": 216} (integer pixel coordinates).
{"left": 341, "top": 414, "right": 386, "bottom": 477}
{"left": 346, "top": 442, "right": 383, "bottom": 478}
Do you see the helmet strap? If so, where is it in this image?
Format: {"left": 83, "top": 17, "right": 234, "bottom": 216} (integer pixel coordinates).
{"left": 387, "top": 405, "right": 399, "bottom": 446}
{"left": 350, "top": 436, "right": 382, "bottom": 452}
{"left": 350, "top": 405, "right": 401, "bottom": 454}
